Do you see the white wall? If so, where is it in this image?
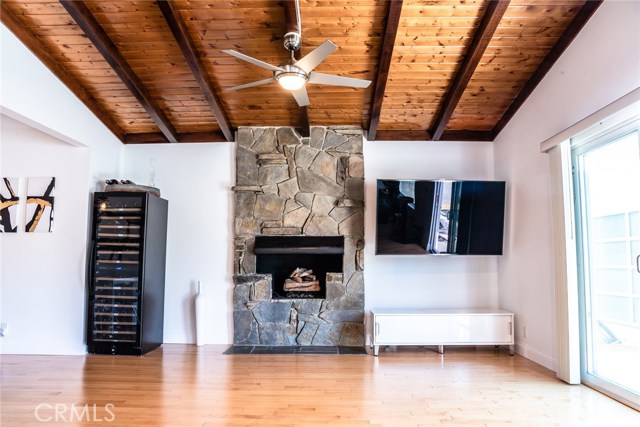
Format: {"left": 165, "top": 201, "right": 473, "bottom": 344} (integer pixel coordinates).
{"left": 0, "top": 25, "right": 123, "bottom": 190}
{"left": 122, "top": 143, "right": 234, "bottom": 344}
{"left": 122, "top": 139, "right": 496, "bottom": 346}
{"left": 0, "top": 116, "right": 90, "bottom": 354}
{"left": 494, "top": 0, "right": 640, "bottom": 370}
{"left": 363, "top": 141, "right": 499, "bottom": 343}
{"left": 1, "top": 24, "right": 122, "bottom": 354}
{"left": 1, "top": 20, "right": 234, "bottom": 348}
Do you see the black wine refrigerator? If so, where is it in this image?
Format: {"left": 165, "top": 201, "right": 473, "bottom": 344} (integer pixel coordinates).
{"left": 87, "top": 192, "right": 168, "bottom": 355}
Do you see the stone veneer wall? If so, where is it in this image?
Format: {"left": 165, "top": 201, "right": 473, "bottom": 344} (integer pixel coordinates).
{"left": 233, "top": 126, "right": 365, "bottom": 346}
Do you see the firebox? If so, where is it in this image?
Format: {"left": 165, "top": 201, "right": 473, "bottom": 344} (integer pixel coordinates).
{"left": 254, "top": 236, "right": 344, "bottom": 299}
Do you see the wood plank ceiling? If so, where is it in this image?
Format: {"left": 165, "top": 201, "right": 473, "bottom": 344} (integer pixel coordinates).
{"left": 1, "top": 0, "right": 602, "bottom": 143}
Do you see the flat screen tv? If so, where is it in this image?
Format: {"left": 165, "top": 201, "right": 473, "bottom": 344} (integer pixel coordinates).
{"left": 375, "top": 179, "right": 506, "bottom": 255}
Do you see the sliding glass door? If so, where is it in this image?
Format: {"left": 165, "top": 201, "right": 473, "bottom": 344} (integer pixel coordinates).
{"left": 573, "top": 124, "right": 640, "bottom": 409}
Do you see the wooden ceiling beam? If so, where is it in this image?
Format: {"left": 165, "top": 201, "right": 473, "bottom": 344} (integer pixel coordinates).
{"left": 283, "top": 0, "right": 300, "bottom": 35}
{"left": 283, "top": 0, "right": 310, "bottom": 137}
{"left": 367, "top": 0, "right": 403, "bottom": 141}
{"left": 60, "top": 0, "right": 179, "bottom": 143}
{"left": 157, "top": 1, "right": 234, "bottom": 142}
{"left": 299, "top": 106, "right": 310, "bottom": 138}
{"left": 124, "top": 131, "right": 228, "bottom": 144}
{"left": 441, "top": 130, "right": 494, "bottom": 142}
{"left": 374, "top": 129, "right": 493, "bottom": 142}
{"left": 430, "top": 0, "right": 510, "bottom": 141}
{"left": 374, "top": 130, "right": 431, "bottom": 141}
{"left": 491, "top": 0, "right": 603, "bottom": 139}
{"left": 0, "top": 3, "right": 125, "bottom": 142}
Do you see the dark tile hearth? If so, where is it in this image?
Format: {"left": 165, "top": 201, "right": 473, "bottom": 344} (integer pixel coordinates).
{"left": 223, "top": 345, "right": 367, "bottom": 355}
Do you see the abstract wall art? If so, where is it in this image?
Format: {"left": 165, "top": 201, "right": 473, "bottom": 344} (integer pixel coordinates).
{"left": 25, "top": 177, "right": 55, "bottom": 233}
{"left": 0, "top": 177, "right": 20, "bottom": 233}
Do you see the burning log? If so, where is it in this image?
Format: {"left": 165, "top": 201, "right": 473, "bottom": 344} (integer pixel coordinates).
{"left": 283, "top": 268, "right": 320, "bottom": 291}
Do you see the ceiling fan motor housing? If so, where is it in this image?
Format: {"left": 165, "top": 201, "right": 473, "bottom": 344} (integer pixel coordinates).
{"left": 283, "top": 31, "right": 302, "bottom": 52}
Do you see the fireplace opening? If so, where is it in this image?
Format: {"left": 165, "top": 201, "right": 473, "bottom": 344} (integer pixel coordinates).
{"left": 254, "top": 236, "right": 344, "bottom": 299}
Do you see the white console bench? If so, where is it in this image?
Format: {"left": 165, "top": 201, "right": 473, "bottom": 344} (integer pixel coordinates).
{"left": 371, "top": 308, "right": 515, "bottom": 356}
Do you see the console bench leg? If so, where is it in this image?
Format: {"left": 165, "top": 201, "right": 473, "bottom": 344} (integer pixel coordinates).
{"left": 438, "top": 345, "right": 444, "bottom": 354}
{"left": 509, "top": 344, "right": 515, "bottom": 356}
{"left": 374, "top": 345, "right": 379, "bottom": 356}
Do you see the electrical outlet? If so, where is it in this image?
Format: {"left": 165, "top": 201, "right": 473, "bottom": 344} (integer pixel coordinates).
{"left": 0, "top": 323, "right": 7, "bottom": 337}
{"left": 523, "top": 326, "right": 527, "bottom": 339}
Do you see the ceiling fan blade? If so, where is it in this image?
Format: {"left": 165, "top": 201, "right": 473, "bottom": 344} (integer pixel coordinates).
{"left": 290, "top": 86, "right": 310, "bottom": 107}
{"left": 221, "top": 50, "right": 284, "bottom": 72}
{"left": 308, "top": 72, "right": 372, "bottom": 88}
{"left": 224, "top": 78, "right": 275, "bottom": 92}
{"left": 294, "top": 40, "right": 337, "bottom": 73}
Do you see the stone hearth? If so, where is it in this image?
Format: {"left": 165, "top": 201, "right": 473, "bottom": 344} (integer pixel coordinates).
{"left": 232, "top": 126, "right": 365, "bottom": 347}
{"left": 233, "top": 273, "right": 364, "bottom": 346}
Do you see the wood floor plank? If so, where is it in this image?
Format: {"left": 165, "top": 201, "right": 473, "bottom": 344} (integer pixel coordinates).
{"left": 1, "top": 345, "right": 638, "bottom": 426}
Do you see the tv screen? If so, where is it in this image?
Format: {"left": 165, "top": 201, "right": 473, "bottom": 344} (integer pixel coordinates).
{"left": 375, "top": 179, "right": 506, "bottom": 255}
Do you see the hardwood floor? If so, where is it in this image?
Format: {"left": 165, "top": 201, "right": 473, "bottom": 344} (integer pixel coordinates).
{"left": 1, "top": 345, "right": 638, "bottom": 426}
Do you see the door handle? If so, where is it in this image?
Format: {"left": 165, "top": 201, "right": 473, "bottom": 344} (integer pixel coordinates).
{"left": 508, "top": 321, "right": 512, "bottom": 336}
{"left": 636, "top": 255, "right": 640, "bottom": 273}
{"left": 375, "top": 322, "right": 380, "bottom": 336}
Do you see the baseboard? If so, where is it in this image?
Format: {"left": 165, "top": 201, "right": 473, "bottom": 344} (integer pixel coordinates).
{"left": 0, "top": 340, "right": 86, "bottom": 355}
{"left": 515, "top": 341, "right": 555, "bottom": 371}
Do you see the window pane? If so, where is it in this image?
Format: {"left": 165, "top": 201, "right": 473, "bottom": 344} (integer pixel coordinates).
{"left": 594, "top": 268, "right": 629, "bottom": 293}
{"left": 593, "top": 214, "right": 626, "bottom": 239}
{"left": 631, "top": 240, "right": 640, "bottom": 265}
{"left": 597, "top": 295, "right": 630, "bottom": 322}
{"left": 630, "top": 211, "right": 639, "bottom": 237}
{"left": 592, "top": 242, "right": 628, "bottom": 266}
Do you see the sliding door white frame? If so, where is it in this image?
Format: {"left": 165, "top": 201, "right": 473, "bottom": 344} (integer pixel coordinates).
{"left": 544, "top": 90, "right": 639, "bottom": 409}
{"left": 571, "top": 121, "right": 639, "bottom": 411}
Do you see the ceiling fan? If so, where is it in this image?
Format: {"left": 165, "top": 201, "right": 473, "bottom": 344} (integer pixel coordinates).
{"left": 221, "top": 0, "right": 371, "bottom": 107}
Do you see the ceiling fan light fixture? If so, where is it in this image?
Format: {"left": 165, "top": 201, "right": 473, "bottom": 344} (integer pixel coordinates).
{"left": 274, "top": 65, "right": 308, "bottom": 91}
{"left": 277, "top": 74, "right": 306, "bottom": 91}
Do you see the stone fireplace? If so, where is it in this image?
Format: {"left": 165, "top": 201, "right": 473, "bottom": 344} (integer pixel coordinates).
{"left": 233, "top": 126, "right": 365, "bottom": 346}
